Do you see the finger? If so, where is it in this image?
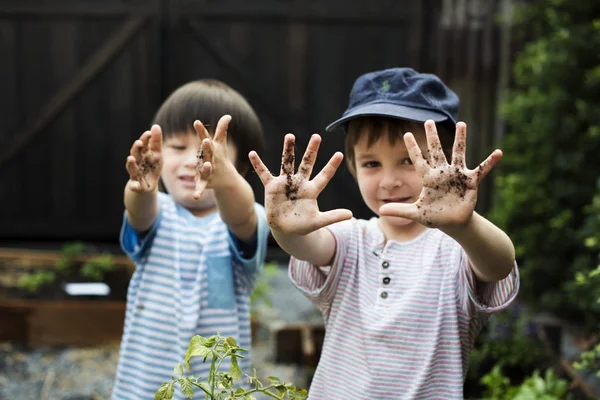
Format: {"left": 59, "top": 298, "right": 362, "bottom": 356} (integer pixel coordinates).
{"left": 379, "top": 202, "right": 420, "bottom": 220}
{"left": 139, "top": 130, "right": 152, "bottom": 153}
{"left": 451, "top": 122, "right": 467, "bottom": 168}
{"left": 311, "top": 152, "right": 343, "bottom": 194}
{"left": 201, "top": 138, "right": 214, "bottom": 163}
{"left": 213, "top": 115, "right": 231, "bottom": 143}
{"left": 130, "top": 137, "right": 145, "bottom": 161}
{"left": 248, "top": 151, "right": 274, "bottom": 186}
{"left": 125, "top": 156, "right": 139, "bottom": 179}
{"left": 403, "top": 133, "right": 429, "bottom": 176}
{"left": 193, "top": 162, "right": 212, "bottom": 199}
{"left": 149, "top": 125, "right": 163, "bottom": 153}
{"left": 297, "top": 134, "right": 321, "bottom": 179}
{"left": 424, "top": 120, "right": 447, "bottom": 167}
{"left": 127, "top": 179, "right": 142, "bottom": 192}
{"left": 313, "top": 209, "right": 353, "bottom": 230}
{"left": 280, "top": 134, "right": 296, "bottom": 176}
{"left": 474, "top": 149, "right": 503, "bottom": 184}
{"left": 194, "top": 120, "right": 211, "bottom": 142}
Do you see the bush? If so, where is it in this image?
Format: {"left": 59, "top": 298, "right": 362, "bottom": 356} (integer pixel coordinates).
{"left": 490, "top": 0, "right": 600, "bottom": 329}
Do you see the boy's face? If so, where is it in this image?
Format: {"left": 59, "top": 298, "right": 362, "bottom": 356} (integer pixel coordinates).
{"left": 161, "top": 131, "right": 238, "bottom": 217}
{"left": 353, "top": 127, "right": 428, "bottom": 231}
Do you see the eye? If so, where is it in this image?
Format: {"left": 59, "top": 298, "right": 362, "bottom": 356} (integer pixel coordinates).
{"left": 169, "top": 145, "right": 186, "bottom": 151}
{"left": 361, "top": 161, "right": 380, "bottom": 168}
{"left": 401, "top": 157, "right": 413, "bottom": 165}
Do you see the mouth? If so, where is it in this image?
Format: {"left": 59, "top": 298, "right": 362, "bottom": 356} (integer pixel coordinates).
{"left": 381, "top": 197, "right": 412, "bottom": 204}
{"left": 178, "top": 176, "right": 196, "bottom": 188}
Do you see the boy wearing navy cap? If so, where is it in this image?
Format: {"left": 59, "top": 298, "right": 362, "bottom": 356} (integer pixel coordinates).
{"left": 249, "top": 68, "right": 520, "bottom": 399}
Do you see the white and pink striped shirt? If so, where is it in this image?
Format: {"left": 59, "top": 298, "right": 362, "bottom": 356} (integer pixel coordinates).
{"left": 289, "top": 217, "right": 519, "bottom": 400}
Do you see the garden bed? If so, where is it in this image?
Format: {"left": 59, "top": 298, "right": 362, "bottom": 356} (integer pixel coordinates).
{"left": 0, "top": 246, "right": 133, "bottom": 346}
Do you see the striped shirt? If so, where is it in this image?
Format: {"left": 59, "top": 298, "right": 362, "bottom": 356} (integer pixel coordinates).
{"left": 111, "top": 193, "right": 269, "bottom": 400}
{"left": 289, "top": 217, "right": 519, "bottom": 400}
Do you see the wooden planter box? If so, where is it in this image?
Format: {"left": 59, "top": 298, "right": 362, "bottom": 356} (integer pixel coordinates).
{"left": 0, "top": 248, "right": 134, "bottom": 346}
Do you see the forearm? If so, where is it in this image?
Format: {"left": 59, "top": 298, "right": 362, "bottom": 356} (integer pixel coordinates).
{"left": 442, "top": 212, "right": 515, "bottom": 282}
{"left": 124, "top": 181, "right": 159, "bottom": 232}
{"left": 214, "top": 171, "right": 257, "bottom": 242}
{"left": 272, "top": 228, "right": 336, "bottom": 267}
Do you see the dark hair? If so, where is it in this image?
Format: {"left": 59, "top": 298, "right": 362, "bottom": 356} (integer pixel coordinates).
{"left": 344, "top": 117, "right": 454, "bottom": 177}
{"left": 152, "top": 79, "right": 264, "bottom": 176}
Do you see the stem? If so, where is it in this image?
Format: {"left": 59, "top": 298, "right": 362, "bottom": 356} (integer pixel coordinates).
{"left": 237, "top": 385, "right": 285, "bottom": 400}
{"left": 191, "top": 381, "right": 213, "bottom": 399}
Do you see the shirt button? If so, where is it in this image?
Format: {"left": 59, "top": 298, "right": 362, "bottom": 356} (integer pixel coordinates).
{"left": 383, "top": 277, "right": 391, "bottom": 284}
{"left": 380, "top": 291, "right": 388, "bottom": 299}
{"left": 382, "top": 261, "right": 390, "bottom": 269}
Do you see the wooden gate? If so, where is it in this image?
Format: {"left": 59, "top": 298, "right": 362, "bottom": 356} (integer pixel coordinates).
{"left": 0, "top": 0, "right": 512, "bottom": 244}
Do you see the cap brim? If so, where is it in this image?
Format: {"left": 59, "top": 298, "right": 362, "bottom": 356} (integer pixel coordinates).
{"left": 325, "top": 103, "right": 449, "bottom": 132}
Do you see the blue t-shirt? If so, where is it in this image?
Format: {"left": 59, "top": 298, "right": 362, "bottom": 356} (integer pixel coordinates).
{"left": 111, "top": 192, "right": 269, "bottom": 400}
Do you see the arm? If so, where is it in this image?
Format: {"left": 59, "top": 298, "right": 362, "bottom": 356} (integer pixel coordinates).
{"left": 442, "top": 212, "right": 515, "bottom": 282}
{"left": 379, "top": 120, "right": 515, "bottom": 282}
{"left": 249, "top": 133, "right": 352, "bottom": 266}
{"left": 124, "top": 125, "right": 163, "bottom": 232}
{"left": 191, "top": 116, "right": 257, "bottom": 241}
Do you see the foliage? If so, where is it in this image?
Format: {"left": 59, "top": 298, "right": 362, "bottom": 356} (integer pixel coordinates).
{"left": 250, "top": 262, "right": 281, "bottom": 317}
{"left": 480, "top": 365, "right": 572, "bottom": 400}
{"left": 156, "top": 333, "right": 307, "bottom": 400}
{"left": 17, "top": 241, "right": 116, "bottom": 294}
{"left": 80, "top": 253, "right": 115, "bottom": 281}
{"left": 53, "top": 241, "right": 86, "bottom": 272}
{"left": 490, "top": 0, "right": 600, "bottom": 327}
{"left": 17, "top": 270, "right": 56, "bottom": 293}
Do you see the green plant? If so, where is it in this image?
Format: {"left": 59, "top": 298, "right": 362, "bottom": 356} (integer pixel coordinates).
{"left": 17, "top": 270, "right": 56, "bottom": 293}
{"left": 80, "top": 253, "right": 115, "bottom": 281}
{"left": 54, "top": 241, "right": 86, "bottom": 272}
{"left": 490, "top": 0, "right": 600, "bottom": 327}
{"left": 250, "top": 262, "right": 281, "bottom": 317}
{"left": 156, "top": 333, "right": 307, "bottom": 400}
{"left": 480, "top": 365, "right": 572, "bottom": 400}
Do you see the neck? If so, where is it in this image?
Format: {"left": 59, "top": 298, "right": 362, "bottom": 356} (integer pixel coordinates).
{"left": 378, "top": 217, "right": 428, "bottom": 243}
{"left": 192, "top": 206, "right": 217, "bottom": 218}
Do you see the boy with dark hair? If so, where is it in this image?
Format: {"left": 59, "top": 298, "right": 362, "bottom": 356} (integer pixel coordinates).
{"left": 249, "top": 68, "right": 519, "bottom": 399}
{"left": 111, "top": 80, "right": 269, "bottom": 399}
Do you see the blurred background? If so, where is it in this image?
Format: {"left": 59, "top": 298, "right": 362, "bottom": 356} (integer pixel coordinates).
{"left": 1, "top": 0, "right": 600, "bottom": 399}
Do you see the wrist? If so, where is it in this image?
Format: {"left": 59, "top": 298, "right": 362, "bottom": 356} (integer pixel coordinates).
{"left": 439, "top": 212, "right": 478, "bottom": 240}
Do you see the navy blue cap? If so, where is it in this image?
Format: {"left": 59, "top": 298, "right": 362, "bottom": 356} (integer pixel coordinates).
{"left": 326, "top": 67, "right": 459, "bottom": 132}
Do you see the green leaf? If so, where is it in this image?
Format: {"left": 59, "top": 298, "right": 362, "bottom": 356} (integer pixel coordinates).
{"left": 174, "top": 363, "right": 184, "bottom": 378}
{"left": 226, "top": 336, "right": 237, "bottom": 347}
{"left": 229, "top": 356, "right": 242, "bottom": 381}
{"left": 178, "top": 378, "right": 194, "bottom": 399}
{"left": 198, "top": 381, "right": 212, "bottom": 396}
{"left": 185, "top": 336, "right": 213, "bottom": 370}
{"left": 155, "top": 383, "right": 175, "bottom": 400}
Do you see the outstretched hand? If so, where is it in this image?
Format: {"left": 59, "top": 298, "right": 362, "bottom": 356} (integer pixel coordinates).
{"left": 379, "top": 120, "right": 502, "bottom": 229}
{"left": 192, "top": 115, "right": 235, "bottom": 199}
{"left": 125, "top": 125, "right": 163, "bottom": 193}
{"left": 249, "top": 133, "right": 352, "bottom": 235}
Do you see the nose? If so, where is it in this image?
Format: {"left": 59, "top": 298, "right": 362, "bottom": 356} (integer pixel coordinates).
{"left": 379, "top": 168, "right": 402, "bottom": 190}
{"left": 183, "top": 146, "right": 199, "bottom": 168}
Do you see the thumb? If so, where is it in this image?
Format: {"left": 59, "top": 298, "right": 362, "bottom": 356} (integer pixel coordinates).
{"left": 379, "top": 203, "right": 419, "bottom": 219}
{"left": 314, "top": 209, "right": 353, "bottom": 230}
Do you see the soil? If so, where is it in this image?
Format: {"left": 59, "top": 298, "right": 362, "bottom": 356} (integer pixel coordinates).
{"left": 0, "top": 265, "right": 131, "bottom": 301}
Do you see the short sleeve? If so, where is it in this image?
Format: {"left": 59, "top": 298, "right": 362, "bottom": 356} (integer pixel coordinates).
{"left": 229, "top": 203, "right": 270, "bottom": 289}
{"left": 119, "top": 194, "right": 169, "bottom": 264}
{"left": 456, "top": 248, "right": 520, "bottom": 316}
{"left": 288, "top": 218, "right": 355, "bottom": 317}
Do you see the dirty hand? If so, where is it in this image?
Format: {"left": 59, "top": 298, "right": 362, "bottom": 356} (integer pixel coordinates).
{"left": 125, "top": 124, "right": 164, "bottom": 192}
{"left": 192, "top": 115, "right": 236, "bottom": 199}
{"left": 249, "top": 133, "right": 352, "bottom": 235}
{"left": 379, "top": 120, "right": 502, "bottom": 229}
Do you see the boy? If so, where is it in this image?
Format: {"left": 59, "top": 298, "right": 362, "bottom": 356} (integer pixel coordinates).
{"left": 111, "top": 80, "right": 269, "bottom": 399}
{"left": 248, "top": 68, "right": 519, "bottom": 399}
